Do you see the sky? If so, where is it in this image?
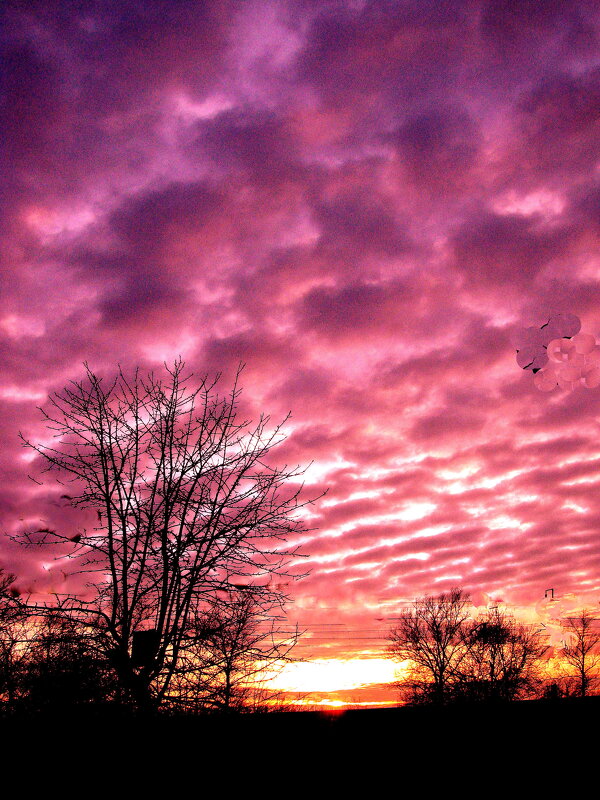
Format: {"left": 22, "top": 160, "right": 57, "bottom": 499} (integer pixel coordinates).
{"left": 2, "top": 0, "right": 600, "bottom": 706}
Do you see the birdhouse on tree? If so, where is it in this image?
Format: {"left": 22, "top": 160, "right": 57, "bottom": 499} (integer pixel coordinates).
{"left": 132, "top": 630, "right": 160, "bottom": 667}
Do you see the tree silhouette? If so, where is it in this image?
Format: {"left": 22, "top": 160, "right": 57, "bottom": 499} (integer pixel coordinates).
{"left": 388, "top": 588, "right": 471, "bottom": 704}
{"left": 17, "top": 612, "right": 116, "bottom": 711}
{"left": 0, "top": 569, "right": 25, "bottom": 709}
{"left": 168, "top": 589, "right": 298, "bottom": 712}
{"left": 17, "top": 360, "right": 312, "bottom": 710}
{"left": 389, "top": 591, "right": 548, "bottom": 705}
{"left": 455, "top": 607, "right": 547, "bottom": 702}
{"left": 560, "top": 610, "right": 600, "bottom": 697}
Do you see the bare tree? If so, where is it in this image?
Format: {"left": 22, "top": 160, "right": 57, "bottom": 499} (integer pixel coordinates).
{"left": 17, "top": 360, "right": 313, "bottom": 710}
{"left": 1, "top": 568, "right": 117, "bottom": 712}
{"left": 388, "top": 588, "right": 471, "bottom": 704}
{"left": 169, "top": 589, "right": 299, "bottom": 712}
{"left": 0, "top": 569, "right": 25, "bottom": 709}
{"left": 560, "top": 610, "right": 600, "bottom": 697}
{"left": 17, "top": 612, "right": 117, "bottom": 711}
{"left": 456, "top": 607, "right": 547, "bottom": 702}
{"left": 389, "top": 591, "right": 548, "bottom": 705}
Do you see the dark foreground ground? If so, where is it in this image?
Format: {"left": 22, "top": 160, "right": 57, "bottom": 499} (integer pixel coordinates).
{"left": 2, "top": 698, "right": 596, "bottom": 786}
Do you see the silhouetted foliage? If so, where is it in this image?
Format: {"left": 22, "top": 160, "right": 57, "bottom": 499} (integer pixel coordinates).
{"left": 167, "top": 589, "right": 299, "bottom": 712}
{"left": 388, "top": 588, "right": 471, "bottom": 704}
{"left": 389, "top": 589, "right": 548, "bottom": 705}
{"left": 0, "top": 569, "right": 24, "bottom": 708}
{"left": 1, "top": 568, "right": 118, "bottom": 714}
{"left": 16, "top": 360, "right": 312, "bottom": 711}
{"left": 16, "top": 612, "right": 117, "bottom": 711}
{"left": 452, "top": 607, "right": 547, "bottom": 702}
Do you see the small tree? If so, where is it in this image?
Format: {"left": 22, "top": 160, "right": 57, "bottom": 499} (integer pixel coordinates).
{"left": 388, "top": 588, "right": 471, "bottom": 704}
{"left": 389, "top": 591, "right": 548, "bottom": 705}
{"left": 456, "top": 608, "right": 547, "bottom": 702}
{"left": 169, "top": 589, "right": 298, "bottom": 712}
{"left": 560, "top": 610, "right": 600, "bottom": 697}
{"left": 0, "top": 569, "right": 26, "bottom": 710}
{"left": 17, "top": 612, "right": 117, "bottom": 711}
{"left": 17, "top": 360, "right": 312, "bottom": 710}
{"left": 1, "top": 569, "right": 117, "bottom": 713}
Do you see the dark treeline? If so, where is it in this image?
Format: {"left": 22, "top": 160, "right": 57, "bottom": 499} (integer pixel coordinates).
{"left": 3, "top": 580, "right": 599, "bottom": 716}
{"left": 0, "top": 577, "right": 296, "bottom": 716}
{"left": 388, "top": 588, "right": 600, "bottom": 705}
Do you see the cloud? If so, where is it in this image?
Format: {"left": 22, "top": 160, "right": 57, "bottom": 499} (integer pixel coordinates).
{"left": 3, "top": 0, "right": 600, "bottom": 679}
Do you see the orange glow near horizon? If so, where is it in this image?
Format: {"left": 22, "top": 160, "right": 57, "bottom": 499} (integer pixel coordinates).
{"left": 266, "top": 656, "right": 400, "bottom": 695}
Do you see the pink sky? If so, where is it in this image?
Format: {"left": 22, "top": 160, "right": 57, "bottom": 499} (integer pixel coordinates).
{"left": 2, "top": 0, "right": 600, "bottom": 704}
